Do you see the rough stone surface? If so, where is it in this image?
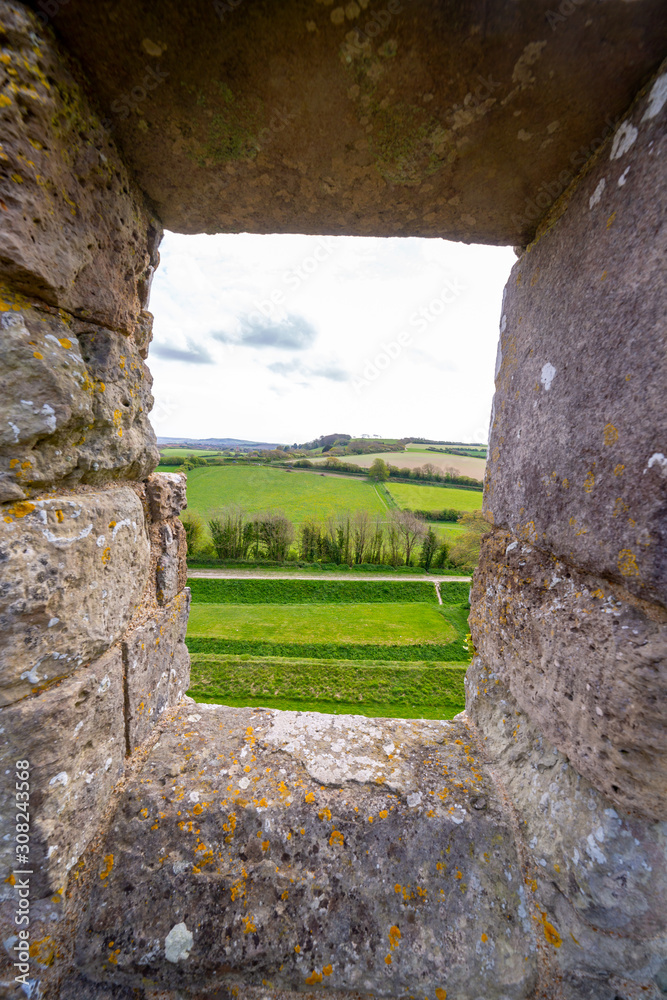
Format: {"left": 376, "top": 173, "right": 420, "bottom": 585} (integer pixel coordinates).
{"left": 470, "top": 529, "right": 667, "bottom": 820}
{"left": 155, "top": 518, "right": 188, "bottom": 606}
{"left": 0, "top": 294, "right": 159, "bottom": 501}
{"left": 0, "top": 645, "right": 125, "bottom": 900}
{"left": 76, "top": 705, "right": 538, "bottom": 999}
{"left": 0, "top": 890, "right": 73, "bottom": 999}
{"left": 466, "top": 658, "right": 667, "bottom": 999}
{"left": 124, "top": 591, "right": 191, "bottom": 750}
{"left": 27, "top": 0, "right": 667, "bottom": 244}
{"left": 146, "top": 472, "right": 188, "bottom": 523}
{"left": 0, "top": 485, "right": 150, "bottom": 705}
{"left": 485, "top": 62, "right": 667, "bottom": 606}
{"left": 0, "top": 1, "right": 161, "bottom": 333}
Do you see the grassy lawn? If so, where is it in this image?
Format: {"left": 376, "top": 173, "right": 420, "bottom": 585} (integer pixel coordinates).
{"left": 184, "top": 464, "right": 386, "bottom": 529}
{"left": 185, "top": 576, "right": 471, "bottom": 716}
{"left": 187, "top": 602, "right": 455, "bottom": 645}
{"left": 188, "top": 655, "right": 467, "bottom": 720}
{"left": 387, "top": 482, "right": 483, "bottom": 513}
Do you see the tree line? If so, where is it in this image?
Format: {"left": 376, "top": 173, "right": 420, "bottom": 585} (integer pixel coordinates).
{"left": 182, "top": 506, "right": 487, "bottom": 572}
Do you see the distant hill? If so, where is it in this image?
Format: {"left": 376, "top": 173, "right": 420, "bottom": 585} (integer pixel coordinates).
{"left": 157, "top": 437, "right": 284, "bottom": 451}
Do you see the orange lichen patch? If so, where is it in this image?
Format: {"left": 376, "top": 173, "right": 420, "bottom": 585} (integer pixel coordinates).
{"left": 29, "top": 937, "right": 55, "bottom": 966}
{"left": 57, "top": 337, "right": 72, "bottom": 349}
{"left": 583, "top": 471, "right": 595, "bottom": 493}
{"left": 613, "top": 464, "right": 625, "bottom": 476}
{"left": 618, "top": 549, "right": 639, "bottom": 577}
{"left": 603, "top": 422, "right": 619, "bottom": 446}
{"left": 281, "top": 890, "right": 289, "bottom": 900}
{"left": 305, "top": 791, "right": 315, "bottom": 803}
{"left": 368, "top": 816, "right": 374, "bottom": 823}
{"left": 101, "top": 547, "right": 111, "bottom": 565}
{"left": 8, "top": 501, "right": 35, "bottom": 519}
{"left": 481, "top": 933, "right": 488, "bottom": 943}
{"left": 436, "top": 862, "right": 444, "bottom": 871}
{"left": 300, "top": 828, "right": 305, "bottom": 835}
{"left": 5, "top": 874, "right": 16, "bottom": 886}
{"left": 435, "top": 989, "right": 447, "bottom": 1000}
{"left": 294, "top": 944, "right": 301, "bottom": 953}
{"left": 323, "top": 964, "right": 333, "bottom": 976}
{"left": 99, "top": 854, "right": 114, "bottom": 880}
{"left": 538, "top": 910, "right": 562, "bottom": 948}
{"left": 329, "top": 830, "right": 344, "bottom": 847}
{"left": 379, "top": 809, "right": 388, "bottom": 819}
{"left": 33, "top": 351, "right": 43, "bottom": 359}
{"left": 139, "top": 808, "right": 148, "bottom": 819}
{"left": 455, "top": 870, "right": 462, "bottom": 880}
{"left": 318, "top": 807, "right": 332, "bottom": 822}
{"left": 242, "top": 915, "right": 256, "bottom": 934}
{"left": 388, "top": 925, "right": 401, "bottom": 950}
{"left": 305, "top": 971, "right": 323, "bottom": 985}
{"left": 193, "top": 803, "right": 203, "bottom": 815}
{"left": 261, "top": 840, "right": 270, "bottom": 852}
{"left": 385, "top": 955, "right": 392, "bottom": 965}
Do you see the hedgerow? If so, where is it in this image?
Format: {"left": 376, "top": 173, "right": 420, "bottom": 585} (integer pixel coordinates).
{"left": 186, "top": 577, "right": 440, "bottom": 605}
{"left": 185, "top": 637, "right": 469, "bottom": 662}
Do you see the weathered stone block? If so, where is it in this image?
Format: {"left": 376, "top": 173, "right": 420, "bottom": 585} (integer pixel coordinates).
{"left": 470, "top": 529, "right": 667, "bottom": 820}
{"left": 0, "top": 486, "right": 150, "bottom": 705}
{"left": 124, "top": 591, "right": 191, "bottom": 749}
{"left": 0, "top": 645, "right": 125, "bottom": 902}
{"left": 134, "top": 309, "right": 155, "bottom": 360}
{"left": 146, "top": 472, "right": 187, "bottom": 522}
{"left": 466, "top": 658, "right": 667, "bottom": 997}
{"left": 76, "top": 706, "right": 537, "bottom": 999}
{"left": 35, "top": 0, "right": 667, "bottom": 245}
{"left": 156, "top": 519, "right": 188, "bottom": 606}
{"left": 0, "top": 298, "right": 159, "bottom": 501}
{"left": 485, "top": 67, "right": 667, "bottom": 606}
{"left": 0, "top": 1, "right": 161, "bottom": 333}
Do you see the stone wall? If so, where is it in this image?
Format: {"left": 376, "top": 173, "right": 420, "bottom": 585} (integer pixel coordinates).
{"left": 0, "top": 2, "right": 665, "bottom": 998}
{"left": 469, "top": 58, "right": 667, "bottom": 996}
{"left": 0, "top": 5, "right": 190, "bottom": 997}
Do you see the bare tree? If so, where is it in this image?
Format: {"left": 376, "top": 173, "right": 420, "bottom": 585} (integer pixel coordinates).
{"left": 386, "top": 517, "right": 404, "bottom": 567}
{"left": 393, "top": 510, "right": 426, "bottom": 566}
{"left": 352, "top": 510, "right": 370, "bottom": 564}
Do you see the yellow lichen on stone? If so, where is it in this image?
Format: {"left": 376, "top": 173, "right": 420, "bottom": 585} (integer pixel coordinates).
{"left": 99, "top": 854, "right": 114, "bottom": 880}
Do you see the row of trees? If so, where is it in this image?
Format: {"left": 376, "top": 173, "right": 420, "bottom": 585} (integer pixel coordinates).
{"left": 291, "top": 456, "right": 482, "bottom": 489}
{"left": 182, "top": 506, "right": 487, "bottom": 571}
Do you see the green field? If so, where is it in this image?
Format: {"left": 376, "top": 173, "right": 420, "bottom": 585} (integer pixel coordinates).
{"left": 186, "top": 577, "right": 471, "bottom": 718}
{"left": 387, "top": 482, "right": 483, "bottom": 513}
{"left": 160, "top": 447, "right": 224, "bottom": 458}
{"left": 185, "top": 464, "right": 387, "bottom": 527}
{"left": 188, "top": 655, "right": 466, "bottom": 719}
{"left": 189, "top": 603, "right": 456, "bottom": 645}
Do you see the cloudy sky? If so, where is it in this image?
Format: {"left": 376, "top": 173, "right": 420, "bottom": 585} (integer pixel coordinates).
{"left": 147, "top": 232, "right": 516, "bottom": 445}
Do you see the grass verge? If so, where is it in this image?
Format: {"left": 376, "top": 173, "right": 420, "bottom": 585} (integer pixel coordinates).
{"left": 186, "top": 578, "right": 461, "bottom": 604}
{"left": 188, "top": 654, "right": 467, "bottom": 720}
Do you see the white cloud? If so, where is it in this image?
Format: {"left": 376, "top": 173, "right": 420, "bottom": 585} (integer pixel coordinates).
{"left": 147, "top": 232, "right": 515, "bottom": 443}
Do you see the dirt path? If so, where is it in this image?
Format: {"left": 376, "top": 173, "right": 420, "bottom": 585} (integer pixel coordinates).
{"left": 187, "top": 569, "right": 472, "bottom": 582}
